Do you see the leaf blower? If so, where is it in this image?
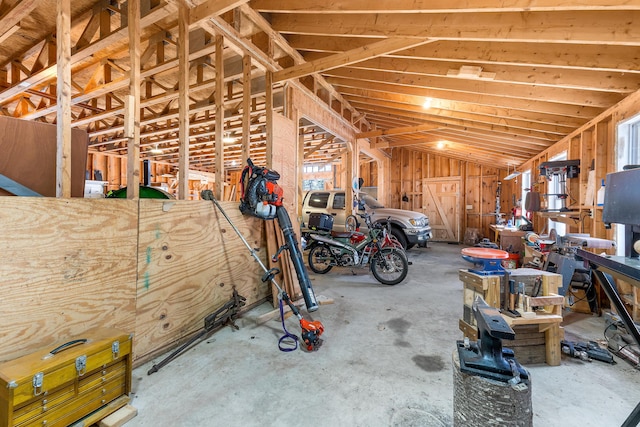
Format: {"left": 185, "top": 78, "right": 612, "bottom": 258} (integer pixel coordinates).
{"left": 237, "top": 159, "right": 319, "bottom": 313}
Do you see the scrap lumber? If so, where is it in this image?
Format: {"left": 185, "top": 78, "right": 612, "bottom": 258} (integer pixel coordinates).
{"left": 99, "top": 404, "right": 138, "bottom": 427}
{"left": 264, "top": 220, "right": 281, "bottom": 307}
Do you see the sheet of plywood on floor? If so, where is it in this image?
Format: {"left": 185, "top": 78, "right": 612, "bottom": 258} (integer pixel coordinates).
{"left": 0, "top": 198, "right": 138, "bottom": 362}
{"left": 134, "top": 200, "right": 268, "bottom": 361}
{"left": 0, "top": 116, "right": 87, "bottom": 197}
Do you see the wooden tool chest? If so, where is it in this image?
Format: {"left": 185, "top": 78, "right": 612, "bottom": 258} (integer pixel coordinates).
{"left": 0, "top": 328, "right": 132, "bottom": 427}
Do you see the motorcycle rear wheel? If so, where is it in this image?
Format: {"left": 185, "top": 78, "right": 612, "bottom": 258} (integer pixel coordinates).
{"left": 308, "top": 244, "right": 334, "bottom": 274}
{"left": 371, "top": 248, "right": 408, "bottom": 285}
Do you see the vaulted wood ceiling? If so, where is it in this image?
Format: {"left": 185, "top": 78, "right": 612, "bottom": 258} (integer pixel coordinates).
{"left": 1, "top": 0, "right": 640, "bottom": 173}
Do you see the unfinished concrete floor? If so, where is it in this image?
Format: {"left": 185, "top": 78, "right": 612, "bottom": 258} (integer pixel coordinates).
{"left": 127, "top": 243, "right": 640, "bottom": 426}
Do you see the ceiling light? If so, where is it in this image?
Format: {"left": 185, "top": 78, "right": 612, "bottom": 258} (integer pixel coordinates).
{"left": 504, "top": 166, "right": 522, "bottom": 180}
{"left": 436, "top": 141, "right": 445, "bottom": 149}
{"left": 222, "top": 133, "right": 237, "bottom": 144}
{"left": 423, "top": 98, "right": 432, "bottom": 109}
{"left": 447, "top": 65, "right": 496, "bottom": 80}
{"left": 149, "top": 144, "right": 163, "bottom": 155}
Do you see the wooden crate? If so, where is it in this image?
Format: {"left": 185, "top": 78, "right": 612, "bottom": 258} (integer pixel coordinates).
{"left": 507, "top": 268, "right": 562, "bottom": 296}
{"left": 459, "top": 269, "right": 502, "bottom": 327}
{"left": 0, "top": 328, "right": 132, "bottom": 427}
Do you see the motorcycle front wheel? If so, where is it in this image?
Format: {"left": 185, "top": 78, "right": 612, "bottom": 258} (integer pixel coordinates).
{"left": 370, "top": 248, "right": 408, "bottom": 285}
{"left": 308, "top": 244, "right": 334, "bottom": 274}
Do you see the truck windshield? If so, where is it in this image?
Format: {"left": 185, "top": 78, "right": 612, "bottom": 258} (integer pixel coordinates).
{"left": 361, "top": 194, "right": 385, "bottom": 209}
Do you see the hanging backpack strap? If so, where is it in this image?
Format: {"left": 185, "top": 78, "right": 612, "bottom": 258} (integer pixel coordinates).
{"left": 239, "top": 164, "right": 252, "bottom": 202}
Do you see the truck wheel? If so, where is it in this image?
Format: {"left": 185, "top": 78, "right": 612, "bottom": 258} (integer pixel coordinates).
{"left": 390, "top": 226, "right": 409, "bottom": 250}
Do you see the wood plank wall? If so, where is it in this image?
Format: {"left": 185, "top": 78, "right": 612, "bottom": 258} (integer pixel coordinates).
{"left": 520, "top": 89, "right": 640, "bottom": 242}
{"left": 371, "top": 148, "right": 515, "bottom": 242}
{"left": 0, "top": 198, "right": 269, "bottom": 364}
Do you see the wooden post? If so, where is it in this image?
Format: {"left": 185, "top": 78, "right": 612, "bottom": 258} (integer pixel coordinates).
{"left": 178, "top": 3, "right": 190, "bottom": 200}
{"left": 345, "top": 141, "right": 354, "bottom": 218}
{"left": 56, "top": 0, "right": 71, "bottom": 198}
{"left": 214, "top": 34, "right": 224, "bottom": 200}
{"left": 241, "top": 54, "right": 251, "bottom": 167}
{"left": 126, "top": 0, "right": 140, "bottom": 199}
{"left": 265, "top": 70, "right": 273, "bottom": 169}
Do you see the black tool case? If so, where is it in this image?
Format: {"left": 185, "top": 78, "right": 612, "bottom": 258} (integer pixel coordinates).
{"left": 308, "top": 213, "right": 334, "bottom": 232}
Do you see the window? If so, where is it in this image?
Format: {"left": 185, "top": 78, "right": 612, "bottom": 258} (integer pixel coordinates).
{"left": 308, "top": 192, "right": 329, "bottom": 208}
{"left": 615, "top": 115, "right": 640, "bottom": 254}
{"left": 332, "top": 193, "right": 346, "bottom": 209}
{"left": 302, "top": 180, "right": 325, "bottom": 191}
{"left": 521, "top": 169, "right": 532, "bottom": 220}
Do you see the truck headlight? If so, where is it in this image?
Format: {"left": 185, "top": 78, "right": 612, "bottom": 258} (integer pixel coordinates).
{"left": 409, "top": 218, "right": 426, "bottom": 227}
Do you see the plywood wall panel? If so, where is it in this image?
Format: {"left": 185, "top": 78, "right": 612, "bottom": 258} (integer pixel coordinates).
{"left": 134, "top": 200, "right": 268, "bottom": 360}
{"left": 0, "top": 116, "right": 87, "bottom": 197}
{"left": 0, "top": 198, "right": 138, "bottom": 362}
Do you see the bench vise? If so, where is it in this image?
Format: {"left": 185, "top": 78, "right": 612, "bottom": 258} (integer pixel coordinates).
{"left": 457, "top": 297, "right": 530, "bottom": 385}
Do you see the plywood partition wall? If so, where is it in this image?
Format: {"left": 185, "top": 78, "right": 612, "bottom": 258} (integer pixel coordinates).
{"left": 0, "top": 198, "right": 269, "bottom": 364}
{"left": 0, "top": 198, "right": 138, "bottom": 362}
{"left": 135, "top": 199, "right": 268, "bottom": 361}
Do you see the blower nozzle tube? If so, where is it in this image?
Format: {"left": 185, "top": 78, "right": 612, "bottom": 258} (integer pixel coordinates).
{"left": 276, "top": 206, "right": 319, "bottom": 312}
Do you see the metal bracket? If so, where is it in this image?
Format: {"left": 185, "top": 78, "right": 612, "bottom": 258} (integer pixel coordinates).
{"left": 75, "top": 355, "right": 87, "bottom": 376}
{"left": 112, "top": 341, "right": 120, "bottom": 359}
{"left": 32, "top": 372, "right": 44, "bottom": 396}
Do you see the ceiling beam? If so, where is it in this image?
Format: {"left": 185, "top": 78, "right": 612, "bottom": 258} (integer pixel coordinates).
{"left": 252, "top": 0, "right": 640, "bottom": 13}
{"left": 303, "top": 53, "right": 640, "bottom": 94}
{"left": 290, "top": 36, "right": 640, "bottom": 73}
{"left": 357, "top": 123, "right": 442, "bottom": 139}
{"left": 341, "top": 88, "right": 577, "bottom": 134}
{"left": 324, "top": 67, "right": 624, "bottom": 108}
{"left": 0, "top": 0, "right": 40, "bottom": 39}
{"left": 273, "top": 37, "right": 432, "bottom": 83}
{"left": 325, "top": 75, "right": 604, "bottom": 118}
{"left": 271, "top": 11, "right": 640, "bottom": 46}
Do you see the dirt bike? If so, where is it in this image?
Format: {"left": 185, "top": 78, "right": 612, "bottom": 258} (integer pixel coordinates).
{"left": 306, "top": 213, "right": 409, "bottom": 285}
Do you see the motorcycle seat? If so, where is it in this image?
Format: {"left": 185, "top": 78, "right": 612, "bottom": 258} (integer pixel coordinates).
{"left": 331, "top": 231, "right": 353, "bottom": 238}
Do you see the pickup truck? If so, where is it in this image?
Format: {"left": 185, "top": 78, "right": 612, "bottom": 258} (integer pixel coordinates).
{"left": 300, "top": 190, "right": 432, "bottom": 249}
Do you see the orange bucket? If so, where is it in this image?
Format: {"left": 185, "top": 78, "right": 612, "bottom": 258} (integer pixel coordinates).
{"left": 502, "top": 252, "right": 520, "bottom": 269}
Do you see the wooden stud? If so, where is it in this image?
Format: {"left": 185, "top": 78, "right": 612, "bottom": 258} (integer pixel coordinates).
{"left": 56, "top": 0, "right": 72, "bottom": 198}
{"left": 214, "top": 34, "right": 224, "bottom": 199}
{"left": 241, "top": 55, "right": 251, "bottom": 166}
{"left": 126, "top": 0, "right": 141, "bottom": 199}
{"left": 178, "top": 3, "right": 190, "bottom": 200}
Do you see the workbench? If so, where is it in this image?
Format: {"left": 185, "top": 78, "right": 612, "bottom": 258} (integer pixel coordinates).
{"left": 459, "top": 269, "right": 564, "bottom": 366}
{"left": 489, "top": 225, "right": 525, "bottom": 254}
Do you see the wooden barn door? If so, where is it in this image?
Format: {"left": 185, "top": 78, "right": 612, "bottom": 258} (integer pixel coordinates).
{"left": 422, "top": 177, "right": 461, "bottom": 242}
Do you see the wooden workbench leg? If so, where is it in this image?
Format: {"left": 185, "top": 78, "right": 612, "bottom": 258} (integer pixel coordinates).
{"left": 543, "top": 323, "right": 561, "bottom": 366}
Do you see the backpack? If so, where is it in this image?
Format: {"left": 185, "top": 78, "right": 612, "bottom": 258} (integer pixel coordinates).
{"left": 239, "top": 159, "right": 284, "bottom": 219}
